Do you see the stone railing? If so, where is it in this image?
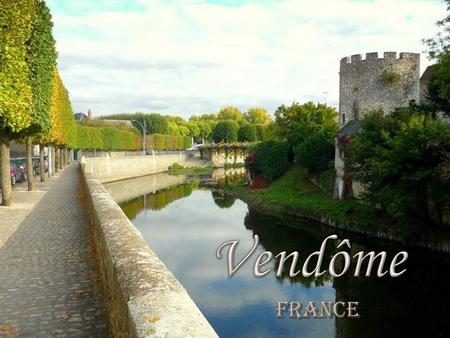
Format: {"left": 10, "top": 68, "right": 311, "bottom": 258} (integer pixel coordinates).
{"left": 80, "top": 167, "right": 218, "bottom": 337}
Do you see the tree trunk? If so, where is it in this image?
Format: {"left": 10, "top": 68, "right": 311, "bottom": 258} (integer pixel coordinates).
{"left": 39, "top": 144, "right": 45, "bottom": 182}
{"left": 0, "top": 140, "right": 12, "bottom": 206}
{"left": 26, "top": 139, "right": 34, "bottom": 191}
{"left": 55, "top": 147, "right": 59, "bottom": 173}
{"left": 48, "top": 145, "right": 52, "bottom": 178}
{"left": 51, "top": 146, "right": 55, "bottom": 175}
{"left": 59, "top": 148, "right": 62, "bottom": 170}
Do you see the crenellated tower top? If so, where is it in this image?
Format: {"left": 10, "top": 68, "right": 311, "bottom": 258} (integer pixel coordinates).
{"left": 338, "top": 51, "right": 420, "bottom": 126}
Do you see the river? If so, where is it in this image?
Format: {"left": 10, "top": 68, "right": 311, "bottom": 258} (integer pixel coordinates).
{"left": 110, "top": 172, "right": 450, "bottom": 338}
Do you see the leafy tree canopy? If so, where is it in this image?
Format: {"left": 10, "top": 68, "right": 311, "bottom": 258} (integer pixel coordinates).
{"left": 347, "top": 108, "right": 450, "bottom": 227}
{"left": 295, "top": 132, "right": 334, "bottom": 174}
{"left": 0, "top": 0, "right": 34, "bottom": 136}
{"left": 238, "top": 123, "right": 257, "bottom": 142}
{"left": 217, "top": 106, "right": 244, "bottom": 121}
{"left": 100, "top": 112, "right": 169, "bottom": 135}
{"left": 426, "top": 52, "right": 450, "bottom": 116}
{"left": 274, "top": 102, "right": 338, "bottom": 149}
{"left": 423, "top": 0, "right": 450, "bottom": 59}
{"left": 211, "top": 120, "right": 239, "bottom": 143}
{"left": 245, "top": 107, "right": 273, "bottom": 125}
{"left": 20, "top": 0, "right": 57, "bottom": 140}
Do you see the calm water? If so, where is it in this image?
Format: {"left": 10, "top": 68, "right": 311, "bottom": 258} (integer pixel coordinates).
{"left": 117, "top": 177, "right": 450, "bottom": 338}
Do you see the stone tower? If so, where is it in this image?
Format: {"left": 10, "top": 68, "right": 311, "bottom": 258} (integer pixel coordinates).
{"left": 338, "top": 52, "right": 420, "bottom": 126}
{"left": 334, "top": 52, "right": 421, "bottom": 199}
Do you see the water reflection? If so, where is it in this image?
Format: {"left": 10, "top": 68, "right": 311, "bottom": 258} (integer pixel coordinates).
{"left": 118, "top": 180, "right": 450, "bottom": 338}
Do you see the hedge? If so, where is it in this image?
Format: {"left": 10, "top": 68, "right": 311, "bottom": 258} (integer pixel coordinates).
{"left": 146, "top": 134, "right": 192, "bottom": 150}
{"left": 70, "top": 125, "right": 141, "bottom": 151}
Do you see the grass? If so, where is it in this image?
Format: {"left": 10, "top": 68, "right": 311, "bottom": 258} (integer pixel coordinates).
{"left": 226, "top": 167, "right": 385, "bottom": 231}
{"left": 167, "top": 162, "right": 214, "bottom": 174}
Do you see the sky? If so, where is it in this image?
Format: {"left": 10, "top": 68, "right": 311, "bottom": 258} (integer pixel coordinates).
{"left": 46, "top": 0, "right": 447, "bottom": 119}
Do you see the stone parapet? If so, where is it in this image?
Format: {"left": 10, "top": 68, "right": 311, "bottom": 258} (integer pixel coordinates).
{"left": 81, "top": 168, "right": 218, "bottom": 338}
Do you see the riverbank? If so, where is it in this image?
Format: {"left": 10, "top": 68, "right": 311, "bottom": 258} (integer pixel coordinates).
{"left": 225, "top": 167, "right": 450, "bottom": 253}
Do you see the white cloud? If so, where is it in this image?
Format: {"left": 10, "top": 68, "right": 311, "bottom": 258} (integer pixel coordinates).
{"left": 48, "top": 0, "right": 446, "bottom": 118}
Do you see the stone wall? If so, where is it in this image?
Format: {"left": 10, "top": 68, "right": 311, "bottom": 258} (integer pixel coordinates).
{"left": 339, "top": 52, "right": 420, "bottom": 126}
{"left": 81, "top": 169, "right": 218, "bottom": 338}
{"left": 104, "top": 173, "right": 186, "bottom": 204}
{"left": 81, "top": 153, "right": 187, "bottom": 183}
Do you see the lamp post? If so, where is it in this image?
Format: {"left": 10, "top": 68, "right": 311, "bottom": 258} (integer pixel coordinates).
{"left": 132, "top": 119, "right": 146, "bottom": 155}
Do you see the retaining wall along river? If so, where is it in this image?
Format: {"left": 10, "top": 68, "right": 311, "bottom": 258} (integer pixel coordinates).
{"left": 81, "top": 153, "right": 187, "bottom": 183}
{"left": 80, "top": 156, "right": 218, "bottom": 337}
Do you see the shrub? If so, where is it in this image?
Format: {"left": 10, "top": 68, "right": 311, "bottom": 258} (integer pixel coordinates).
{"left": 294, "top": 133, "right": 335, "bottom": 174}
{"left": 211, "top": 120, "right": 239, "bottom": 143}
{"left": 255, "top": 141, "right": 290, "bottom": 181}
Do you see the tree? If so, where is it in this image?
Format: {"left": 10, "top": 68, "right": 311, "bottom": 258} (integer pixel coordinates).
{"left": 21, "top": 0, "right": 57, "bottom": 186}
{"left": 101, "top": 113, "right": 169, "bottom": 135}
{"left": 238, "top": 123, "right": 257, "bottom": 142}
{"left": 178, "top": 125, "right": 190, "bottom": 137}
{"left": 274, "top": 102, "right": 338, "bottom": 150}
{"left": 217, "top": 106, "right": 244, "bottom": 121}
{"left": 168, "top": 122, "right": 180, "bottom": 136}
{"left": 211, "top": 121, "right": 239, "bottom": 143}
{"left": 197, "top": 121, "right": 212, "bottom": 143}
{"left": 294, "top": 132, "right": 334, "bottom": 174}
{"left": 0, "top": 0, "right": 34, "bottom": 206}
{"left": 423, "top": 0, "right": 450, "bottom": 59}
{"left": 346, "top": 109, "right": 450, "bottom": 227}
{"left": 426, "top": 53, "right": 450, "bottom": 116}
{"left": 245, "top": 107, "right": 272, "bottom": 125}
{"left": 255, "top": 141, "right": 290, "bottom": 181}
{"left": 187, "top": 122, "right": 200, "bottom": 139}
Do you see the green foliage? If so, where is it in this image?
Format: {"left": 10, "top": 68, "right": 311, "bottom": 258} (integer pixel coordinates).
{"left": 211, "top": 120, "right": 239, "bottom": 143}
{"left": 245, "top": 107, "right": 272, "bottom": 125}
{"left": 316, "top": 168, "right": 337, "bottom": 197}
{"left": 100, "top": 113, "right": 169, "bottom": 135}
{"left": 0, "top": 0, "right": 34, "bottom": 136}
{"left": 347, "top": 109, "right": 450, "bottom": 226}
{"left": 274, "top": 102, "right": 338, "bottom": 150}
{"left": 423, "top": 0, "right": 450, "bottom": 59}
{"left": 168, "top": 122, "right": 180, "bottom": 135}
{"left": 255, "top": 124, "right": 267, "bottom": 141}
{"left": 255, "top": 141, "right": 290, "bottom": 181}
{"left": 197, "top": 121, "right": 212, "bottom": 141}
{"left": 382, "top": 69, "right": 401, "bottom": 85}
{"left": 217, "top": 106, "right": 244, "bottom": 121}
{"left": 426, "top": 52, "right": 450, "bottom": 116}
{"left": 294, "top": 132, "right": 335, "bottom": 174}
{"left": 21, "top": 0, "right": 57, "bottom": 140}
{"left": 226, "top": 167, "right": 383, "bottom": 231}
{"left": 147, "top": 134, "right": 192, "bottom": 150}
{"left": 187, "top": 121, "right": 200, "bottom": 138}
{"left": 238, "top": 123, "right": 257, "bottom": 142}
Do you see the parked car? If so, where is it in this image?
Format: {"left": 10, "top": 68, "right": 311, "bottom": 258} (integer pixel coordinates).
{"left": 10, "top": 158, "right": 27, "bottom": 185}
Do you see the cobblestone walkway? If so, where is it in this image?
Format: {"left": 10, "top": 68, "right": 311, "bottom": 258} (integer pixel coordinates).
{"left": 0, "top": 164, "right": 107, "bottom": 337}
